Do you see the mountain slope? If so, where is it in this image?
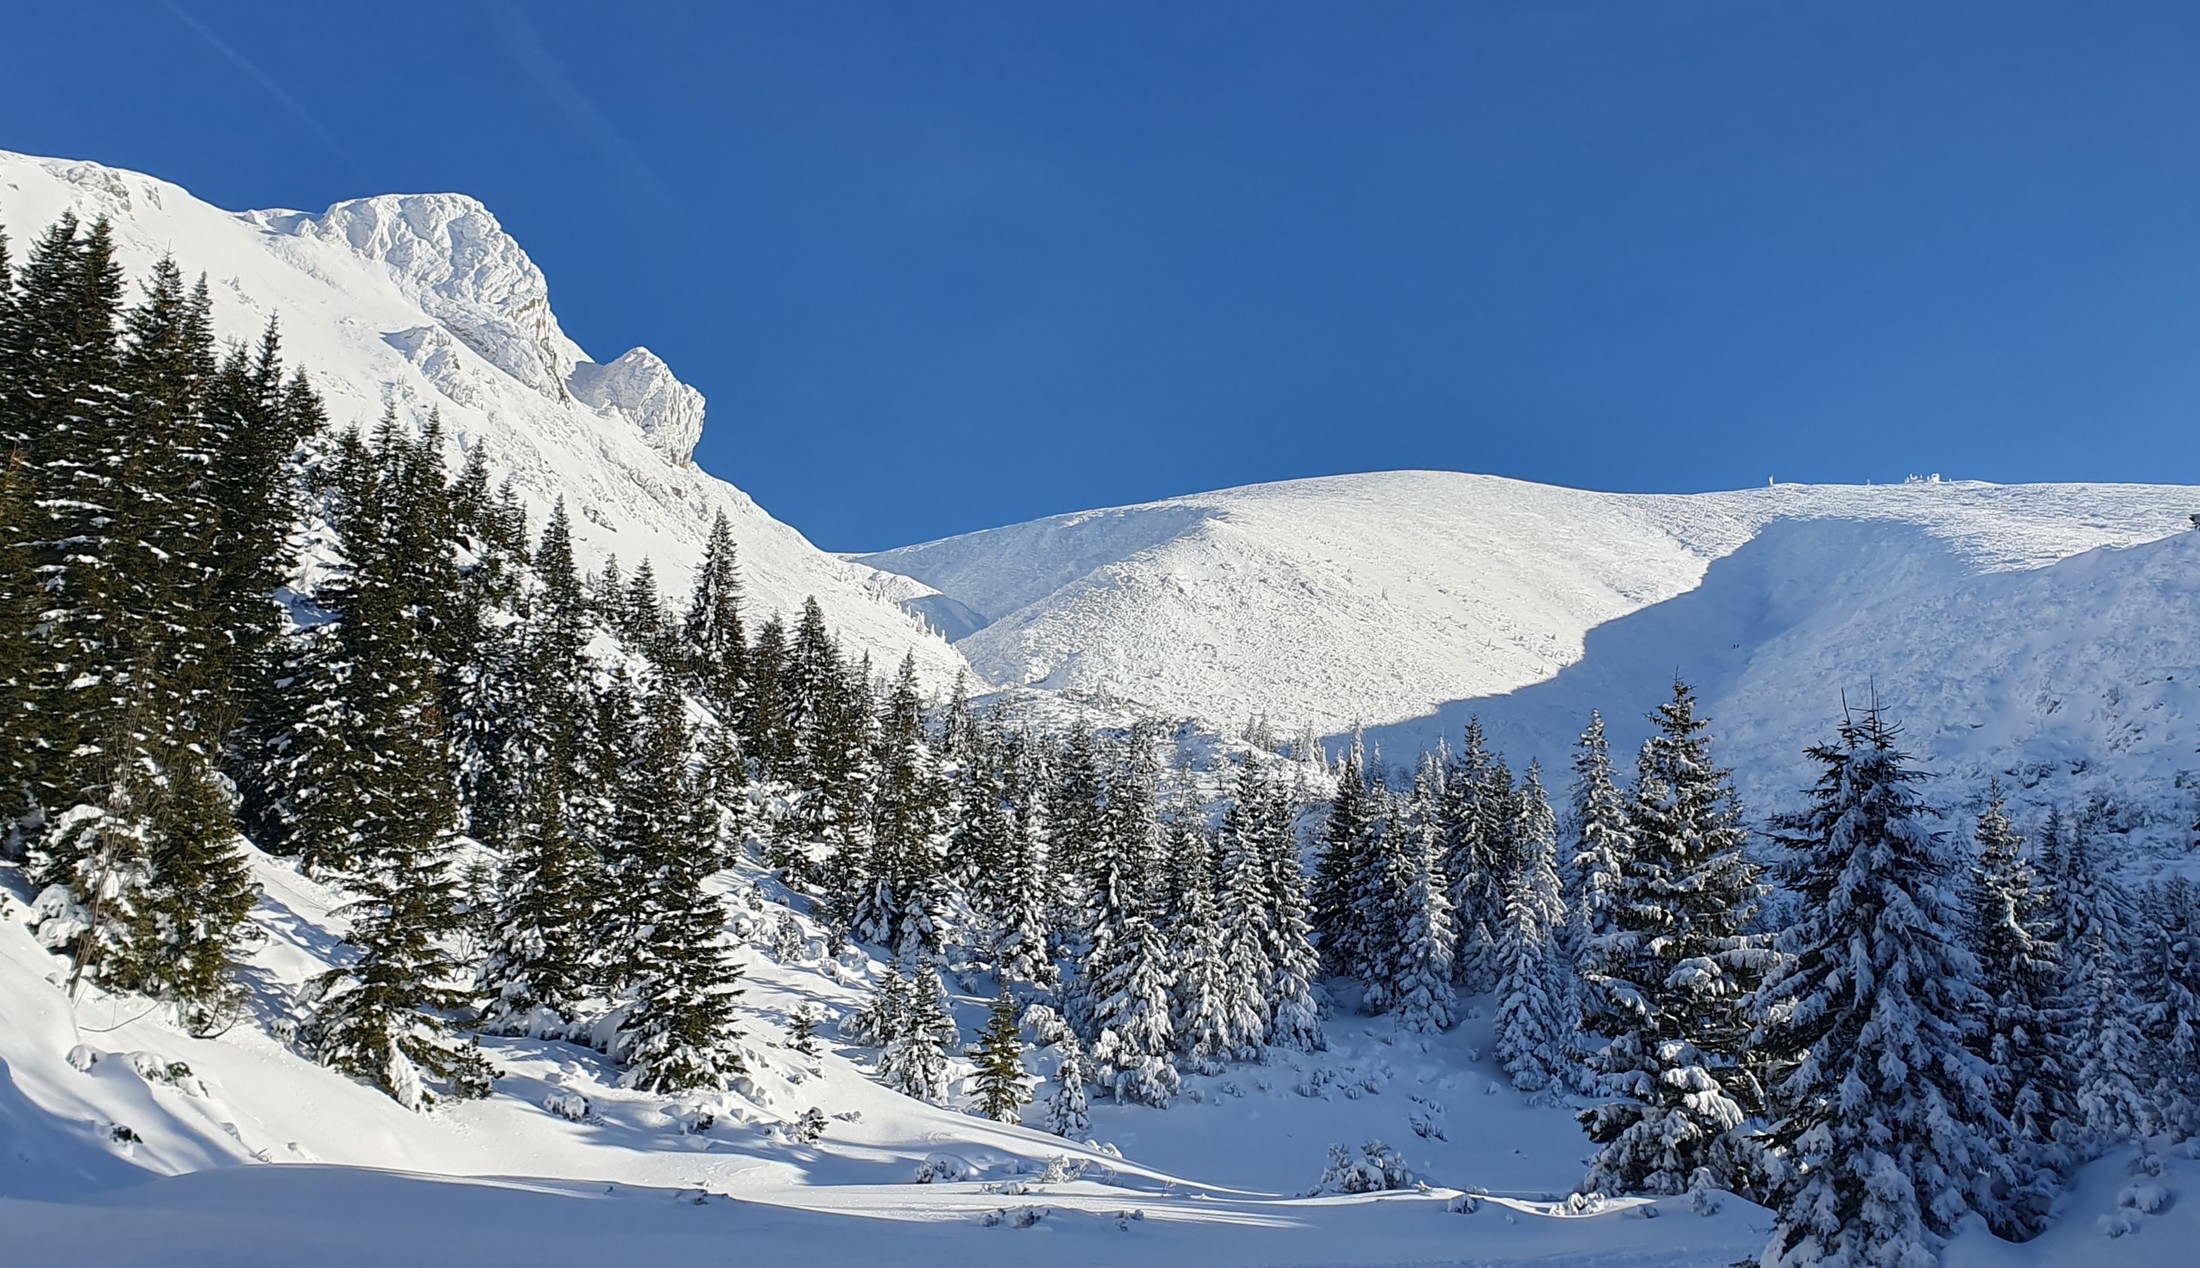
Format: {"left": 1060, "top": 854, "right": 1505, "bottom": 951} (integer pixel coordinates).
{"left": 860, "top": 471, "right": 2200, "bottom": 821}
{"left": 0, "top": 151, "right": 966, "bottom": 682}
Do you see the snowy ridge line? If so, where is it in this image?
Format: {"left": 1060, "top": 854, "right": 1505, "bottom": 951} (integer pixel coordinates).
{"left": 861, "top": 471, "right": 2200, "bottom": 828}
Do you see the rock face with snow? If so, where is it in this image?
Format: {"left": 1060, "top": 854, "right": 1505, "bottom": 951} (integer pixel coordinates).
{"left": 0, "top": 151, "right": 963, "bottom": 683}
{"left": 568, "top": 346, "right": 705, "bottom": 464}
{"left": 861, "top": 472, "right": 2200, "bottom": 826}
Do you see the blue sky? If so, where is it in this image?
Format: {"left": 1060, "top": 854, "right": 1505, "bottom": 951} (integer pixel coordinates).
{"left": 5, "top": 2, "right": 2197, "bottom": 549}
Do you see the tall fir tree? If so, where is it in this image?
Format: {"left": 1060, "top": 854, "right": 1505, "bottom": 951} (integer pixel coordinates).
{"left": 1391, "top": 752, "right": 1458, "bottom": 1034}
{"left": 1963, "top": 784, "right": 2074, "bottom": 1229}
{"left": 477, "top": 503, "right": 600, "bottom": 1034}
{"left": 294, "top": 422, "right": 491, "bottom": 1109}
{"left": 1755, "top": 710, "right": 2017, "bottom": 1264}
{"left": 1578, "top": 681, "right": 1767, "bottom": 1198}
{"left": 2136, "top": 877, "right": 2200, "bottom": 1136}
{"left": 1313, "top": 731, "right": 1381, "bottom": 980}
{"left": 679, "top": 509, "right": 747, "bottom": 722}
{"left": 1442, "top": 719, "right": 1515, "bottom": 992}
{"left": 613, "top": 674, "right": 747, "bottom": 1093}
{"left": 1494, "top": 764, "right": 1569, "bottom": 1092}
{"left": 2041, "top": 807, "right": 2152, "bottom": 1145}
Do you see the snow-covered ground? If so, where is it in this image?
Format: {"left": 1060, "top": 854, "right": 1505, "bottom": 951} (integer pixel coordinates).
{"left": 6, "top": 834, "right": 2192, "bottom": 1267}
{"left": 0, "top": 845, "right": 1778, "bottom": 1267}
{"left": 0, "top": 150, "right": 967, "bottom": 686}
{"left": 861, "top": 473, "right": 2200, "bottom": 833}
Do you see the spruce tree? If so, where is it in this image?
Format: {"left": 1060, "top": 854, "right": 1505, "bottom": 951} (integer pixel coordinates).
{"left": 1215, "top": 757, "right": 1281, "bottom": 1057}
{"left": 879, "top": 959, "right": 956, "bottom": 1103}
{"left": 1964, "top": 785, "right": 2074, "bottom": 1228}
{"left": 1442, "top": 719, "right": 1514, "bottom": 992}
{"left": 986, "top": 728, "right": 1057, "bottom": 991}
{"left": 1313, "top": 731, "right": 1381, "bottom": 980}
{"left": 1249, "top": 756, "right": 1324, "bottom": 1052}
{"left": 2043, "top": 808, "right": 2152, "bottom": 1145}
{"left": 1579, "top": 681, "right": 1766, "bottom": 1198}
{"left": 858, "top": 654, "right": 949, "bottom": 960}
{"left": 611, "top": 674, "right": 747, "bottom": 1092}
{"left": 1563, "top": 712, "right": 1630, "bottom": 989}
{"left": 1391, "top": 752, "right": 1458, "bottom": 1034}
{"left": 744, "top": 615, "right": 793, "bottom": 777}
{"left": 1494, "top": 764, "right": 1568, "bottom": 1091}
{"left": 1756, "top": 709, "right": 2016, "bottom": 1264}
{"left": 1086, "top": 907, "right": 1180, "bottom": 1105}
{"left": 1047, "top": 1037, "right": 1093, "bottom": 1139}
{"left": 477, "top": 503, "right": 600, "bottom": 1034}
{"left": 680, "top": 509, "right": 747, "bottom": 721}
{"left": 297, "top": 423, "right": 491, "bottom": 1109}
{"left": 969, "top": 989, "right": 1033, "bottom": 1123}
{"left": 2137, "top": 877, "right": 2200, "bottom": 1136}
{"left": 1165, "top": 802, "right": 1233, "bottom": 1068}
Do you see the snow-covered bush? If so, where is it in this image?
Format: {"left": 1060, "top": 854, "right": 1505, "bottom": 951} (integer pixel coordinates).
{"left": 543, "top": 1090, "right": 590, "bottom": 1121}
{"left": 1315, "top": 1140, "right": 1415, "bottom": 1194}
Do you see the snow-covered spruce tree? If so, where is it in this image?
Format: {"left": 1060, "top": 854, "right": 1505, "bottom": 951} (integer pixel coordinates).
{"left": 742, "top": 615, "right": 793, "bottom": 777}
{"left": 1391, "top": 753, "right": 1458, "bottom": 1034}
{"left": 1442, "top": 718, "right": 1515, "bottom": 993}
{"left": 1755, "top": 709, "right": 2018, "bottom": 1265}
{"left": 857, "top": 654, "right": 951, "bottom": 961}
{"left": 1248, "top": 755, "right": 1326, "bottom": 1052}
{"left": 2137, "top": 877, "right": 2200, "bottom": 1135}
{"left": 1165, "top": 800, "right": 1234, "bottom": 1069}
{"left": 439, "top": 441, "right": 528, "bottom": 858}
{"left": 808, "top": 649, "right": 879, "bottom": 914}
{"left": 299, "top": 423, "right": 491, "bottom": 1109}
{"left": 879, "top": 958, "right": 957, "bottom": 1103}
{"left": 1068, "top": 727, "right": 1162, "bottom": 1035}
{"left": 2041, "top": 807, "right": 2152, "bottom": 1146}
{"left": 1578, "top": 680, "right": 1767, "bottom": 1198}
{"left": 1047, "top": 1037, "right": 1093, "bottom": 1139}
{"left": 678, "top": 509, "right": 747, "bottom": 724}
{"left": 1354, "top": 782, "right": 1418, "bottom": 1015}
{"left": 1312, "top": 731, "right": 1382, "bottom": 981}
{"left": 0, "top": 447, "right": 37, "bottom": 829}
{"left": 1494, "top": 764, "right": 1568, "bottom": 1092}
{"left": 849, "top": 964, "right": 909, "bottom": 1047}
{"left": 969, "top": 989, "right": 1033, "bottom": 1123}
{"left": 13, "top": 216, "right": 127, "bottom": 825}
{"left": 1047, "top": 718, "right": 1111, "bottom": 934}
{"left": 476, "top": 504, "right": 600, "bottom": 1035}
{"left": 1214, "top": 756, "right": 1279, "bottom": 1057}
{"left": 1963, "top": 784, "right": 2074, "bottom": 1228}
{"left": 13, "top": 242, "right": 273, "bottom": 1020}
{"left": 950, "top": 722, "right": 1015, "bottom": 963}
{"left": 613, "top": 674, "right": 746, "bottom": 1094}
{"left": 986, "top": 728, "right": 1058, "bottom": 991}
{"left": 1563, "top": 712, "right": 1630, "bottom": 992}
{"left": 1086, "top": 903, "right": 1180, "bottom": 1105}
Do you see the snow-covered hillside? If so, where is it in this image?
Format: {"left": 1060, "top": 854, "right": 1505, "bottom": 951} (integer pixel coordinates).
{"left": 861, "top": 472, "right": 2200, "bottom": 824}
{"left": 0, "top": 151, "right": 966, "bottom": 683}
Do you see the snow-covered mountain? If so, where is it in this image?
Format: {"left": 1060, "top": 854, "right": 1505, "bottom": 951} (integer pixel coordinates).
{"left": 0, "top": 151, "right": 967, "bottom": 684}
{"left": 860, "top": 472, "right": 2200, "bottom": 827}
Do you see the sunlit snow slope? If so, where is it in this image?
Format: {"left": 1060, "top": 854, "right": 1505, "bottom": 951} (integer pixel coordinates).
{"left": 861, "top": 472, "right": 2200, "bottom": 820}
{"left": 0, "top": 151, "right": 966, "bottom": 683}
